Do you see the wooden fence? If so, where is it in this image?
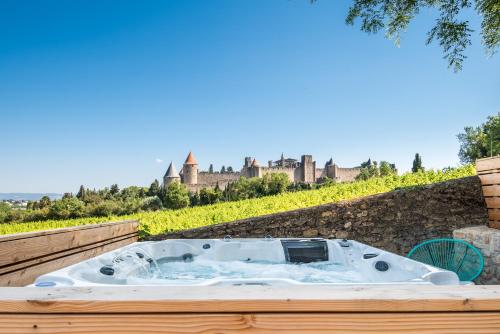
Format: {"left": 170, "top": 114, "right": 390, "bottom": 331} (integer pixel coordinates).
{"left": 0, "top": 220, "right": 139, "bottom": 286}
{"left": 476, "top": 156, "right": 500, "bottom": 229}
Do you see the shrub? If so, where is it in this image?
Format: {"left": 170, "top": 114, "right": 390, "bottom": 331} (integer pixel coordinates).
{"left": 48, "top": 198, "right": 86, "bottom": 219}
{"left": 160, "top": 182, "right": 190, "bottom": 209}
{"left": 141, "top": 196, "right": 163, "bottom": 211}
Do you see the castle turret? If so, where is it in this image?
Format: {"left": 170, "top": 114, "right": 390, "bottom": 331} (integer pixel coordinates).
{"left": 163, "top": 162, "right": 180, "bottom": 186}
{"left": 183, "top": 151, "right": 198, "bottom": 185}
{"left": 249, "top": 158, "right": 262, "bottom": 178}
{"left": 244, "top": 157, "right": 252, "bottom": 168}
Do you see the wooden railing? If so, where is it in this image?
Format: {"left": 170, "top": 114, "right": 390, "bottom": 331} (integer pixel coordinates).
{"left": 476, "top": 156, "right": 500, "bottom": 229}
{"left": 0, "top": 220, "right": 139, "bottom": 286}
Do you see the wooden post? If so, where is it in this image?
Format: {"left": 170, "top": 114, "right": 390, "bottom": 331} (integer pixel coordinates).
{"left": 476, "top": 156, "right": 500, "bottom": 229}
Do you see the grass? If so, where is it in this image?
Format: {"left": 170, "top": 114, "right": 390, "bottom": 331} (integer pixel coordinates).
{"left": 0, "top": 165, "right": 476, "bottom": 236}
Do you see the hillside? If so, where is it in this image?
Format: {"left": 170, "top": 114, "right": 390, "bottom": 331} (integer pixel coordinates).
{"left": 0, "top": 165, "right": 475, "bottom": 236}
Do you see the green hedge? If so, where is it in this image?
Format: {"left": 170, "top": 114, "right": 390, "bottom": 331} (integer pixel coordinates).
{"left": 0, "top": 165, "right": 476, "bottom": 236}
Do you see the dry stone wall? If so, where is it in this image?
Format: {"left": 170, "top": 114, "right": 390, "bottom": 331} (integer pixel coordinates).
{"left": 453, "top": 226, "right": 500, "bottom": 284}
{"left": 149, "top": 176, "right": 488, "bottom": 256}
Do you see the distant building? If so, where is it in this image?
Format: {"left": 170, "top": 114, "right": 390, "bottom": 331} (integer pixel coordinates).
{"left": 163, "top": 152, "right": 361, "bottom": 192}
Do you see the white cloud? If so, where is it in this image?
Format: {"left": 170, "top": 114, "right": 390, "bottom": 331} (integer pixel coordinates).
{"left": 155, "top": 158, "right": 163, "bottom": 164}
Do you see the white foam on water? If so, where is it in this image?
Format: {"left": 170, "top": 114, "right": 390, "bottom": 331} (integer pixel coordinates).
{"left": 140, "top": 258, "right": 368, "bottom": 284}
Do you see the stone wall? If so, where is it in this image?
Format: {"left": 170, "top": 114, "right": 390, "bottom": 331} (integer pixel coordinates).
{"left": 260, "top": 167, "right": 296, "bottom": 182}
{"left": 188, "top": 172, "right": 242, "bottom": 192}
{"left": 453, "top": 226, "right": 500, "bottom": 284}
{"left": 329, "top": 165, "right": 362, "bottom": 182}
{"left": 149, "top": 176, "right": 488, "bottom": 256}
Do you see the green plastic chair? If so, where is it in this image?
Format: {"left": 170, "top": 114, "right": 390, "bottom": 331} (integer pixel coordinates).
{"left": 407, "top": 238, "right": 484, "bottom": 282}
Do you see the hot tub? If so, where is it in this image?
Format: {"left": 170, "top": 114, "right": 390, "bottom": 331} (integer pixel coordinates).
{"left": 32, "top": 238, "right": 460, "bottom": 287}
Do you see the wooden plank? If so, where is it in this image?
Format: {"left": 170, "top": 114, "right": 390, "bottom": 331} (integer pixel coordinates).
{"left": 485, "top": 197, "right": 500, "bottom": 209}
{"left": 0, "top": 233, "right": 138, "bottom": 275}
{"left": 478, "top": 168, "right": 500, "bottom": 175}
{"left": 0, "top": 236, "right": 137, "bottom": 287}
{"left": 488, "top": 209, "right": 500, "bottom": 221}
{"left": 476, "top": 156, "right": 500, "bottom": 172}
{"left": 0, "top": 221, "right": 138, "bottom": 267}
{"left": 0, "top": 220, "right": 138, "bottom": 242}
{"left": 478, "top": 173, "right": 500, "bottom": 186}
{"left": 0, "top": 285, "right": 499, "bottom": 313}
{"left": 481, "top": 185, "right": 500, "bottom": 197}
{"left": 490, "top": 221, "right": 500, "bottom": 229}
{"left": 0, "top": 312, "right": 498, "bottom": 334}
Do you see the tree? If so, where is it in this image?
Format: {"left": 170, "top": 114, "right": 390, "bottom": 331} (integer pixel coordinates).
{"left": 356, "top": 159, "right": 396, "bottom": 180}
{"left": 120, "top": 186, "right": 144, "bottom": 199}
{"left": 227, "top": 166, "right": 234, "bottom": 173}
{"left": 199, "top": 187, "right": 223, "bottom": 205}
{"left": 190, "top": 191, "right": 201, "bottom": 206}
{"left": 0, "top": 202, "right": 11, "bottom": 223}
{"left": 379, "top": 161, "right": 397, "bottom": 177}
{"left": 412, "top": 153, "right": 424, "bottom": 173}
{"left": 110, "top": 184, "right": 120, "bottom": 196}
{"left": 208, "top": 164, "right": 214, "bottom": 173}
{"left": 147, "top": 179, "right": 160, "bottom": 196}
{"left": 160, "top": 182, "right": 190, "bottom": 209}
{"left": 62, "top": 192, "right": 73, "bottom": 199}
{"left": 48, "top": 198, "right": 85, "bottom": 219}
{"left": 262, "top": 173, "right": 291, "bottom": 195}
{"left": 220, "top": 166, "right": 226, "bottom": 173}
{"left": 76, "top": 185, "right": 86, "bottom": 200}
{"left": 141, "top": 196, "right": 163, "bottom": 211}
{"left": 458, "top": 113, "right": 500, "bottom": 163}
{"left": 38, "top": 196, "right": 51, "bottom": 209}
{"left": 356, "top": 159, "right": 379, "bottom": 180}
{"left": 312, "top": 0, "right": 499, "bottom": 71}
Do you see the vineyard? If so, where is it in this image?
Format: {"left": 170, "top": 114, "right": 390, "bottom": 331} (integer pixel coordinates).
{"left": 0, "top": 165, "right": 475, "bottom": 236}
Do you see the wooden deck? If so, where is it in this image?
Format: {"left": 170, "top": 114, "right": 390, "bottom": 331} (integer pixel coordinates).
{"left": 0, "top": 285, "right": 499, "bottom": 333}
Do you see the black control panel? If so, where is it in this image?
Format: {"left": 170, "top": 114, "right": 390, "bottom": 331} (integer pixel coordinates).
{"left": 281, "top": 239, "right": 329, "bottom": 263}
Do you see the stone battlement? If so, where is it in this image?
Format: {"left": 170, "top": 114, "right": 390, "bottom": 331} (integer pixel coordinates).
{"left": 163, "top": 152, "right": 361, "bottom": 191}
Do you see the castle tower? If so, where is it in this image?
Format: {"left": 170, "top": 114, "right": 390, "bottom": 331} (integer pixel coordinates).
{"left": 325, "top": 158, "right": 338, "bottom": 180}
{"left": 163, "top": 162, "right": 180, "bottom": 187}
{"left": 244, "top": 157, "right": 252, "bottom": 168}
{"left": 300, "top": 155, "right": 315, "bottom": 183}
{"left": 249, "top": 159, "right": 262, "bottom": 178}
{"left": 183, "top": 151, "right": 198, "bottom": 185}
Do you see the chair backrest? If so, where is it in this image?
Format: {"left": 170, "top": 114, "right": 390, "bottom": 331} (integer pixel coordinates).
{"left": 407, "top": 238, "right": 484, "bottom": 282}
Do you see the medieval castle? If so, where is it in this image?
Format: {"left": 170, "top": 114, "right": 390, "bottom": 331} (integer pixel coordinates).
{"left": 163, "top": 152, "right": 361, "bottom": 192}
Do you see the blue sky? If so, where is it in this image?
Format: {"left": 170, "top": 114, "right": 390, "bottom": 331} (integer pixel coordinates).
{"left": 0, "top": 0, "right": 498, "bottom": 193}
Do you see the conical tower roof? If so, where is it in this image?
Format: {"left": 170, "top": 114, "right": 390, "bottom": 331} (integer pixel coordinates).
{"left": 184, "top": 151, "right": 198, "bottom": 165}
{"left": 164, "top": 162, "right": 179, "bottom": 178}
{"left": 251, "top": 158, "right": 260, "bottom": 167}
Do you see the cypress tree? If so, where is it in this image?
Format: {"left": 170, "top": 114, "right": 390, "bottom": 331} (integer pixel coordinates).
{"left": 147, "top": 179, "right": 160, "bottom": 196}
{"left": 412, "top": 153, "right": 424, "bottom": 173}
{"left": 76, "top": 185, "right": 86, "bottom": 200}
